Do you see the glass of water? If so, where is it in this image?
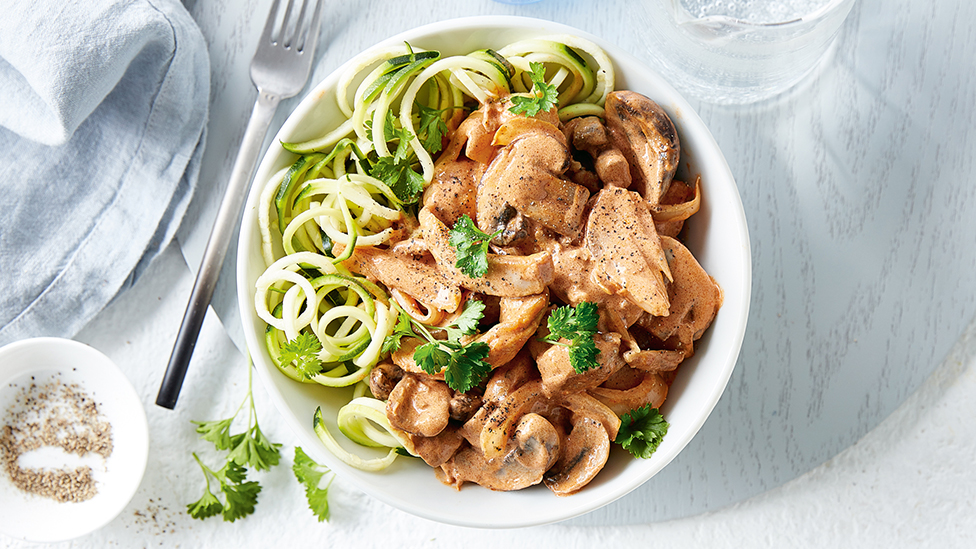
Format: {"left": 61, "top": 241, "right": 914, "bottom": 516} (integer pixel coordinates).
{"left": 639, "top": 0, "right": 857, "bottom": 104}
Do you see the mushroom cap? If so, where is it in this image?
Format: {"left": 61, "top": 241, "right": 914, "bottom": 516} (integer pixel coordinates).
{"left": 604, "top": 90, "right": 679, "bottom": 206}
{"left": 386, "top": 374, "right": 452, "bottom": 437}
{"left": 544, "top": 415, "right": 611, "bottom": 496}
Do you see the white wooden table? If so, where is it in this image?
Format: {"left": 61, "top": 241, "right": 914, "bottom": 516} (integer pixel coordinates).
{"left": 177, "top": 0, "right": 976, "bottom": 523}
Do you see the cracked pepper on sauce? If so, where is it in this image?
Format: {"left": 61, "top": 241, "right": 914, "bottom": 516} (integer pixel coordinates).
{"left": 355, "top": 90, "right": 722, "bottom": 496}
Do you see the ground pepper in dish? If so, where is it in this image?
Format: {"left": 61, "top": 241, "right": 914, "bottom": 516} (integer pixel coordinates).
{"left": 0, "top": 374, "right": 113, "bottom": 503}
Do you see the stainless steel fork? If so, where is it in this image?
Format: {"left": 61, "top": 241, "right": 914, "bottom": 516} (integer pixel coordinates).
{"left": 157, "top": 0, "right": 323, "bottom": 409}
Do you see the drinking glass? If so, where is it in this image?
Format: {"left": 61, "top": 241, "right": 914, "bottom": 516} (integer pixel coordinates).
{"left": 639, "top": 0, "right": 857, "bottom": 104}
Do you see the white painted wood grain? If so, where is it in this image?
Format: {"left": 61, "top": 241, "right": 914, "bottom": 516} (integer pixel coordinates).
{"left": 175, "top": 0, "right": 976, "bottom": 523}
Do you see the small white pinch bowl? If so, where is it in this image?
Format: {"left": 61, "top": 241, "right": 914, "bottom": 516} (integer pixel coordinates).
{"left": 237, "top": 16, "right": 751, "bottom": 528}
{"left": 0, "top": 337, "right": 149, "bottom": 542}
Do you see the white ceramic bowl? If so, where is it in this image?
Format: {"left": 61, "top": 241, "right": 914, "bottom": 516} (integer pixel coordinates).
{"left": 0, "top": 338, "right": 149, "bottom": 542}
{"left": 237, "top": 16, "right": 751, "bottom": 528}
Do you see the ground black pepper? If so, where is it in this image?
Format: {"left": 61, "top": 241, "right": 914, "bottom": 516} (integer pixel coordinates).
{"left": 0, "top": 373, "right": 114, "bottom": 503}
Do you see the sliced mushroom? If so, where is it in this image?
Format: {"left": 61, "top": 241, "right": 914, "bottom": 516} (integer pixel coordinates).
{"left": 639, "top": 236, "right": 723, "bottom": 357}
{"left": 543, "top": 415, "right": 610, "bottom": 496}
{"left": 386, "top": 374, "right": 452, "bottom": 437}
{"left": 449, "top": 391, "right": 483, "bottom": 423}
{"left": 437, "top": 412, "right": 560, "bottom": 492}
{"left": 604, "top": 90, "right": 679, "bottom": 206}
{"left": 477, "top": 116, "right": 590, "bottom": 240}
{"left": 564, "top": 116, "right": 632, "bottom": 189}
{"left": 585, "top": 187, "right": 672, "bottom": 316}
{"left": 512, "top": 413, "right": 560, "bottom": 471}
{"left": 367, "top": 360, "right": 403, "bottom": 400}
{"left": 480, "top": 379, "right": 545, "bottom": 459}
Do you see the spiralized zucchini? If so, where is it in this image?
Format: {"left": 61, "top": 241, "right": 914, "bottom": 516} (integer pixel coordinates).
{"left": 255, "top": 35, "right": 615, "bottom": 472}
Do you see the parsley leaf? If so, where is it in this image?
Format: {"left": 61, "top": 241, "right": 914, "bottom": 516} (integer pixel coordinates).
{"left": 292, "top": 446, "right": 335, "bottom": 522}
{"left": 448, "top": 214, "right": 502, "bottom": 278}
{"left": 226, "top": 418, "right": 281, "bottom": 472}
{"left": 382, "top": 307, "right": 419, "bottom": 354}
{"left": 364, "top": 110, "right": 397, "bottom": 143}
{"left": 278, "top": 332, "right": 323, "bottom": 380}
{"left": 191, "top": 417, "right": 234, "bottom": 451}
{"left": 542, "top": 301, "right": 601, "bottom": 374}
{"left": 509, "top": 61, "right": 559, "bottom": 117}
{"left": 440, "top": 341, "right": 492, "bottom": 393}
{"left": 383, "top": 300, "right": 491, "bottom": 392}
{"left": 443, "top": 298, "right": 486, "bottom": 341}
{"left": 416, "top": 103, "right": 451, "bottom": 154}
{"left": 368, "top": 126, "right": 425, "bottom": 204}
{"left": 187, "top": 453, "right": 261, "bottom": 523}
{"left": 615, "top": 405, "right": 670, "bottom": 459}
{"left": 186, "top": 476, "right": 223, "bottom": 520}
{"left": 186, "top": 360, "right": 281, "bottom": 522}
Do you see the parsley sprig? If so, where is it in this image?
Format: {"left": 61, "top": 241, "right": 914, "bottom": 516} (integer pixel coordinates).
{"left": 278, "top": 332, "right": 324, "bottom": 380}
{"left": 509, "top": 61, "right": 559, "bottom": 117}
{"left": 368, "top": 125, "right": 425, "bottom": 204}
{"left": 416, "top": 103, "right": 452, "bottom": 154}
{"left": 541, "top": 302, "right": 601, "bottom": 374}
{"left": 382, "top": 300, "right": 492, "bottom": 393}
{"left": 448, "top": 214, "right": 502, "bottom": 278}
{"left": 292, "top": 446, "right": 335, "bottom": 522}
{"left": 614, "top": 404, "right": 670, "bottom": 459}
{"left": 187, "top": 454, "right": 261, "bottom": 522}
{"left": 187, "top": 362, "right": 282, "bottom": 522}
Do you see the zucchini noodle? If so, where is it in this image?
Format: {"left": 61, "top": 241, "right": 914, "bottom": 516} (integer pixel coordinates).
{"left": 254, "top": 35, "right": 616, "bottom": 472}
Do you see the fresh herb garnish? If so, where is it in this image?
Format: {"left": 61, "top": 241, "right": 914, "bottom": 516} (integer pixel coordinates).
{"left": 292, "top": 446, "right": 335, "bottom": 522}
{"left": 368, "top": 125, "right": 425, "bottom": 204}
{"left": 187, "top": 361, "right": 282, "bottom": 522}
{"left": 448, "top": 214, "right": 502, "bottom": 278}
{"left": 615, "top": 404, "right": 670, "bottom": 459}
{"left": 509, "top": 61, "right": 559, "bottom": 117}
{"left": 364, "top": 110, "right": 397, "bottom": 143}
{"left": 416, "top": 103, "right": 451, "bottom": 154}
{"left": 187, "top": 454, "right": 261, "bottom": 522}
{"left": 382, "top": 300, "right": 492, "bottom": 393}
{"left": 541, "top": 301, "right": 601, "bottom": 374}
{"left": 278, "top": 332, "right": 324, "bottom": 380}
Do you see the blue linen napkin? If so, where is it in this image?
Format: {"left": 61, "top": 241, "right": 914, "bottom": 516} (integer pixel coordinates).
{"left": 0, "top": 0, "right": 210, "bottom": 345}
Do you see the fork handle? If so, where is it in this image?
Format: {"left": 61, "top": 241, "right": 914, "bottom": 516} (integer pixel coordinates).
{"left": 156, "top": 91, "right": 281, "bottom": 410}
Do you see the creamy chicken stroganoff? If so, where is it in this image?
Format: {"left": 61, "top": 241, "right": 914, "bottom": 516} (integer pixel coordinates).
{"left": 254, "top": 35, "right": 722, "bottom": 496}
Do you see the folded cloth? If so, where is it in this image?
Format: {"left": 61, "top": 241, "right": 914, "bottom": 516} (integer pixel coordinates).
{"left": 0, "top": 0, "right": 210, "bottom": 345}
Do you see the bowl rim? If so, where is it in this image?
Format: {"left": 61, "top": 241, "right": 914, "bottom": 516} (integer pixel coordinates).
{"left": 237, "top": 14, "right": 751, "bottom": 528}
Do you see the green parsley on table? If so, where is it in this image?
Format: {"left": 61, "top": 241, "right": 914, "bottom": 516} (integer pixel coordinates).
{"left": 509, "top": 61, "right": 559, "bottom": 117}
{"left": 187, "top": 361, "right": 281, "bottom": 522}
{"left": 382, "top": 299, "right": 492, "bottom": 393}
{"left": 541, "top": 301, "right": 601, "bottom": 374}
{"left": 292, "top": 446, "right": 335, "bottom": 522}
{"left": 615, "top": 404, "right": 670, "bottom": 459}
{"left": 448, "top": 214, "right": 503, "bottom": 278}
{"left": 187, "top": 454, "right": 261, "bottom": 522}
